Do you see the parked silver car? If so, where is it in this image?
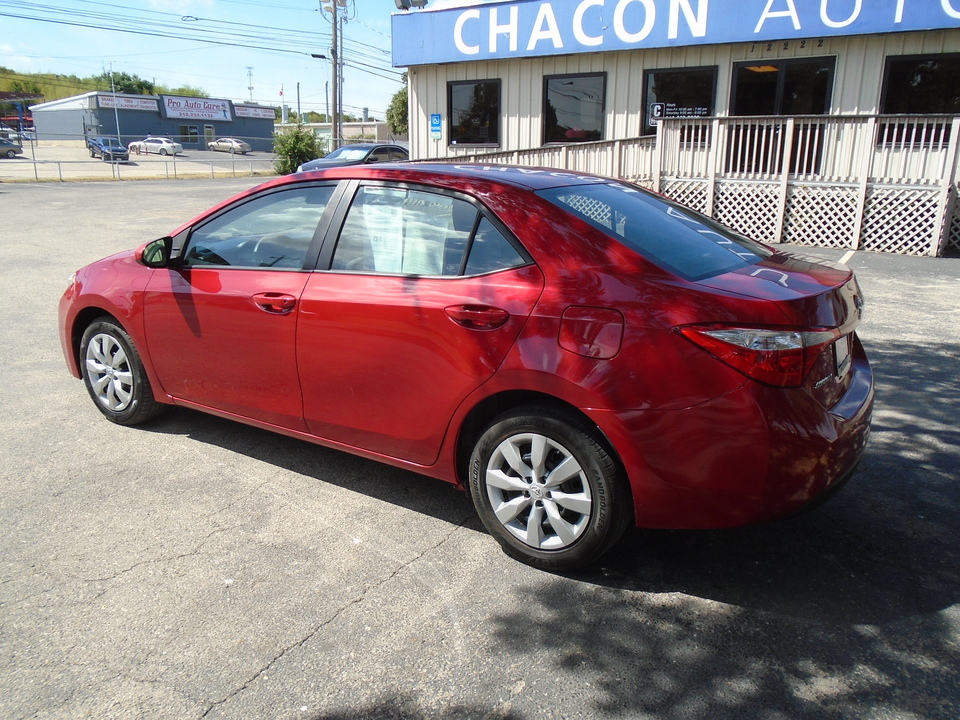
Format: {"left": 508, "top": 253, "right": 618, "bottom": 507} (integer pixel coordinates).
{"left": 0, "top": 137, "right": 23, "bottom": 158}
{"left": 128, "top": 137, "right": 183, "bottom": 156}
{"left": 207, "top": 137, "right": 252, "bottom": 154}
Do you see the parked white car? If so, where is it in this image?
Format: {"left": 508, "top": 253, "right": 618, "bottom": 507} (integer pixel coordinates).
{"left": 128, "top": 137, "right": 183, "bottom": 156}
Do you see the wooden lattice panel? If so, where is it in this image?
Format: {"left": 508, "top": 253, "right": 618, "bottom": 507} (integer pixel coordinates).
{"left": 556, "top": 193, "right": 613, "bottom": 229}
{"left": 948, "top": 184, "right": 960, "bottom": 254}
{"left": 783, "top": 183, "right": 859, "bottom": 249}
{"left": 713, "top": 181, "right": 780, "bottom": 243}
{"left": 660, "top": 179, "right": 709, "bottom": 214}
{"left": 860, "top": 185, "right": 939, "bottom": 255}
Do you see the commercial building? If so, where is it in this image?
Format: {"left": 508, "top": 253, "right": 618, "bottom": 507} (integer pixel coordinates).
{"left": 393, "top": 0, "right": 960, "bottom": 255}
{"left": 30, "top": 91, "right": 276, "bottom": 151}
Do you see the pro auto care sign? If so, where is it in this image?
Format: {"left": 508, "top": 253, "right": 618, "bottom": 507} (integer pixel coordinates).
{"left": 160, "top": 95, "right": 234, "bottom": 122}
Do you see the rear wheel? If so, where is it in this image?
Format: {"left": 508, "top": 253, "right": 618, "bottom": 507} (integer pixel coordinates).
{"left": 469, "top": 406, "right": 631, "bottom": 570}
{"left": 80, "top": 318, "right": 165, "bottom": 425}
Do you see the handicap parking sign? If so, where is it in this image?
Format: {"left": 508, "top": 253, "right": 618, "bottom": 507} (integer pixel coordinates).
{"left": 430, "top": 113, "right": 442, "bottom": 139}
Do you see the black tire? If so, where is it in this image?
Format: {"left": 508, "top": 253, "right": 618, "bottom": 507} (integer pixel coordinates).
{"left": 4, "top": 149, "right": 15, "bottom": 159}
{"left": 79, "top": 318, "right": 165, "bottom": 425}
{"left": 468, "top": 405, "right": 631, "bottom": 571}
{"left": 159, "top": 148, "right": 168, "bottom": 156}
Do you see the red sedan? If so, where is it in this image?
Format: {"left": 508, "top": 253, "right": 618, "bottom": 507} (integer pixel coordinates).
{"left": 58, "top": 164, "right": 873, "bottom": 570}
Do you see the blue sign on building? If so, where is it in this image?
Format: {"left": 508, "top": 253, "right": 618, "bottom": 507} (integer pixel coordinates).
{"left": 393, "top": 0, "right": 960, "bottom": 67}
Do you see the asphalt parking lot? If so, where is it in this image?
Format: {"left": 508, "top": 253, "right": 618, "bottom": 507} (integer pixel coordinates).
{"left": 0, "top": 143, "right": 276, "bottom": 182}
{"left": 1, "top": 177, "right": 958, "bottom": 720}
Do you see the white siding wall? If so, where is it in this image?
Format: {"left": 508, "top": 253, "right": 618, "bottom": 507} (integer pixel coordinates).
{"left": 408, "top": 29, "right": 960, "bottom": 159}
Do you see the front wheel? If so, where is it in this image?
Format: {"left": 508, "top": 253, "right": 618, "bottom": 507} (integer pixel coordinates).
{"left": 79, "top": 318, "right": 165, "bottom": 425}
{"left": 468, "top": 406, "right": 632, "bottom": 571}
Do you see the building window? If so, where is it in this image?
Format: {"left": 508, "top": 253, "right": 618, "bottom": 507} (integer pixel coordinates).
{"left": 179, "top": 125, "right": 199, "bottom": 145}
{"left": 727, "top": 58, "right": 834, "bottom": 175}
{"left": 731, "top": 57, "right": 835, "bottom": 116}
{"left": 642, "top": 66, "right": 717, "bottom": 136}
{"left": 878, "top": 54, "right": 960, "bottom": 147}
{"left": 448, "top": 80, "right": 500, "bottom": 146}
{"left": 881, "top": 54, "right": 960, "bottom": 114}
{"left": 543, "top": 73, "right": 605, "bottom": 144}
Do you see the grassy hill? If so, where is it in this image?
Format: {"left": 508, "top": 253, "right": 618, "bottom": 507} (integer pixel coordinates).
{"left": 0, "top": 67, "right": 206, "bottom": 105}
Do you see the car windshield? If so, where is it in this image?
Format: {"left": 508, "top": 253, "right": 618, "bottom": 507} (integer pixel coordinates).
{"left": 325, "top": 147, "right": 370, "bottom": 161}
{"left": 536, "top": 182, "right": 772, "bottom": 281}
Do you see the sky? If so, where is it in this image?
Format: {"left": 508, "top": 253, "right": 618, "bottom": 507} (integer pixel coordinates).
{"left": 0, "top": 0, "right": 492, "bottom": 120}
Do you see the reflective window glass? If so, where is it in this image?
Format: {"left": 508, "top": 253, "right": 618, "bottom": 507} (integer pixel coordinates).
{"left": 543, "top": 73, "right": 606, "bottom": 144}
{"left": 182, "top": 186, "right": 333, "bottom": 269}
{"left": 449, "top": 80, "right": 501, "bottom": 146}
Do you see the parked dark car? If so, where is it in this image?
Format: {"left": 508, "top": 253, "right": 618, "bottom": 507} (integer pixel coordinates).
{"left": 0, "top": 137, "right": 23, "bottom": 158}
{"left": 87, "top": 137, "right": 129, "bottom": 162}
{"left": 58, "top": 163, "right": 873, "bottom": 570}
{"left": 296, "top": 143, "right": 408, "bottom": 172}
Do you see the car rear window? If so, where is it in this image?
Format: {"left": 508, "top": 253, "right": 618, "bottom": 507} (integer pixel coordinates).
{"left": 536, "top": 183, "right": 772, "bottom": 281}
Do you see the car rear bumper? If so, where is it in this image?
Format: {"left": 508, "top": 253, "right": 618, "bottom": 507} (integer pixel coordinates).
{"left": 589, "top": 341, "right": 874, "bottom": 530}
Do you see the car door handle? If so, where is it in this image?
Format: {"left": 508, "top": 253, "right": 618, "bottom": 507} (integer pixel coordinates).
{"left": 444, "top": 304, "right": 510, "bottom": 330}
{"left": 252, "top": 292, "right": 297, "bottom": 314}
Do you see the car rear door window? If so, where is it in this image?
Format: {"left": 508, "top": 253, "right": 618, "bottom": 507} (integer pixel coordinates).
{"left": 182, "top": 186, "right": 334, "bottom": 270}
{"left": 463, "top": 218, "right": 526, "bottom": 275}
{"left": 331, "top": 186, "right": 525, "bottom": 276}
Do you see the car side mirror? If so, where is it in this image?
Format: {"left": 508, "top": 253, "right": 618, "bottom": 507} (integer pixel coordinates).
{"left": 136, "top": 236, "right": 172, "bottom": 268}
{"left": 366, "top": 155, "right": 379, "bottom": 163}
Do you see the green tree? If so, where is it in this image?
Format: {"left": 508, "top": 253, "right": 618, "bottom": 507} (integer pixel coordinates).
{"left": 96, "top": 71, "right": 154, "bottom": 95}
{"left": 159, "top": 84, "right": 206, "bottom": 97}
{"left": 386, "top": 72, "right": 408, "bottom": 136}
{"left": 272, "top": 125, "right": 322, "bottom": 174}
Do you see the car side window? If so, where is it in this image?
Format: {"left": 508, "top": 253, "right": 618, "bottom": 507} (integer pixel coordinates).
{"left": 463, "top": 217, "right": 527, "bottom": 275}
{"left": 331, "top": 186, "right": 480, "bottom": 275}
{"left": 387, "top": 149, "right": 408, "bottom": 161}
{"left": 182, "top": 186, "right": 334, "bottom": 270}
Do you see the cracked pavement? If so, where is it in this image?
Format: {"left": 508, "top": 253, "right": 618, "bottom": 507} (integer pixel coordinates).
{"left": 1, "top": 178, "right": 958, "bottom": 719}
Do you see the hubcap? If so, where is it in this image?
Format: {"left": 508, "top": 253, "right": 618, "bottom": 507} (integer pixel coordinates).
{"left": 485, "top": 432, "right": 592, "bottom": 550}
{"left": 85, "top": 333, "right": 134, "bottom": 412}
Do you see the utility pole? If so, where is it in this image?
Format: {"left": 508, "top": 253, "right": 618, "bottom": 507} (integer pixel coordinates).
{"left": 109, "top": 63, "right": 121, "bottom": 142}
{"left": 321, "top": 0, "right": 346, "bottom": 149}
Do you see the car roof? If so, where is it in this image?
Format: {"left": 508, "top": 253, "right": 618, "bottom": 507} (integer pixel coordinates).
{"left": 174, "top": 162, "right": 623, "bottom": 238}
{"left": 288, "top": 162, "right": 618, "bottom": 191}
{"left": 338, "top": 143, "right": 403, "bottom": 150}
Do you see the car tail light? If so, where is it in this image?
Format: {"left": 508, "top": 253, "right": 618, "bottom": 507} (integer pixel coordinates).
{"left": 677, "top": 324, "right": 841, "bottom": 387}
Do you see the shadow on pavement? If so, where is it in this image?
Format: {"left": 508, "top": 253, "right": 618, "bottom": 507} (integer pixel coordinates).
{"left": 134, "top": 334, "right": 960, "bottom": 719}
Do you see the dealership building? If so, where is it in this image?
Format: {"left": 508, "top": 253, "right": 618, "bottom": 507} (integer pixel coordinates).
{"left": 393, "top": 0, "right": 960, "bottom": 256}
{"left": 30, "top": 91, "right": 276, "bottom": 151}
